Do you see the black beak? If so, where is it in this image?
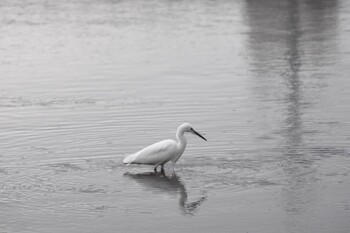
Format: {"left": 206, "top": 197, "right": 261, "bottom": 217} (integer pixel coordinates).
{"left": 191, "top": 128, "right": 207, "bottom": 141}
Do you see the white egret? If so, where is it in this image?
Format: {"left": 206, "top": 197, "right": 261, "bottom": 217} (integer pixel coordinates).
{"left": 123, "top": 123, "right": 207, "bottom": 172}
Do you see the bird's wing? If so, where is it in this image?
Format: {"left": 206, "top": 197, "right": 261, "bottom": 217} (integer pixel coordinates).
{"left": 123, "top": 139, "right": 177, "bottom": 165}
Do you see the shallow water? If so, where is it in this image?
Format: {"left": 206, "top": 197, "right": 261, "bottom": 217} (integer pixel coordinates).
{"left": 1, "top": 0, "right": 350, "bottom": 232}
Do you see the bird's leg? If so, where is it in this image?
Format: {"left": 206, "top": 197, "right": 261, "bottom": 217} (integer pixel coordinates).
{"left": 153, "top": 164, "right": 159, "bottom": 173}
{"left": 160, "top": 164, "right": 165, "bottom": 175}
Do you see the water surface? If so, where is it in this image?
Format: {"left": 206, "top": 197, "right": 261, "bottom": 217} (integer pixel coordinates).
{"left": 1, "top": 0, "right": 350, "bottom": 232}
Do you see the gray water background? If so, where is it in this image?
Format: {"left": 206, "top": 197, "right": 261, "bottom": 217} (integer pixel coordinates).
{"left": 1, "top": 0, "right": 350, "bottom": 232}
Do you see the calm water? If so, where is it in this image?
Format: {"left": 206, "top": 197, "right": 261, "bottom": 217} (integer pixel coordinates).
{"left": 1, "top": 0, "right": 350, "bottom": 232}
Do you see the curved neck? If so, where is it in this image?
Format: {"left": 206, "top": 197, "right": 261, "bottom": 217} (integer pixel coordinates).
{"left": 176, "top": 128, "right": 187, "bottom": 149}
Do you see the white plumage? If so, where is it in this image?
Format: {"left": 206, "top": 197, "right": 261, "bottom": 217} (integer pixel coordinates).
{"left": 123, "top": 123, "right": 207, "bottom": 172}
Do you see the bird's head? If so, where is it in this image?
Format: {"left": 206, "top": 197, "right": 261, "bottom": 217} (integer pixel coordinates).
{"left": 180, "top": 123, "right": 207, "bottom": 141}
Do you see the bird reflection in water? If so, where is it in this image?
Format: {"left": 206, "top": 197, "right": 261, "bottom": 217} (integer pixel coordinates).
{"left": 123, "top": 171, "right": 207, "bottom": 215}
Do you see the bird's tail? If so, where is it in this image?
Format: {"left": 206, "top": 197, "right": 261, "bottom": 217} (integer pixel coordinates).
{"left": 123, "top": 154, "right": 136, "bottom": 164}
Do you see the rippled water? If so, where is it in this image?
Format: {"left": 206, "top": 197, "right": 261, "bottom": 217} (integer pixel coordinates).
{"left": 1, "top": 0, "right": 350, "bottom": 232}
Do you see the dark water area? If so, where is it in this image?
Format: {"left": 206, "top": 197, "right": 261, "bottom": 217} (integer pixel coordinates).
{"left": 1, "top": 0, "right": 350, "bottom": 232}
